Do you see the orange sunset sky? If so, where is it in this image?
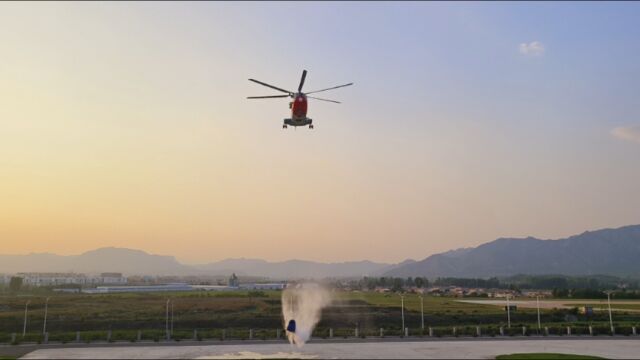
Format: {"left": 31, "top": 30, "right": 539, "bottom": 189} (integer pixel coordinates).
{"left": 2, "top": 2, "right": 640, "bottom": 263}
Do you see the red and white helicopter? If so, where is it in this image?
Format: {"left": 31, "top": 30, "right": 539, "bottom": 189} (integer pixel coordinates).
{"left": 247, "top": 70, "right": 353, "bottom": 129}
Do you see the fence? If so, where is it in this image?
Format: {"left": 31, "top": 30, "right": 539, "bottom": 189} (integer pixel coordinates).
{"left": 1, "top": 324, "right": 638, "bottom": 345}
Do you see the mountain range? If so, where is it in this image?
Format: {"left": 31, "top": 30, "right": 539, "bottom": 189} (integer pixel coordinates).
{"left": 384, "top": 224, "right": 640, "bottom": 278}
{"left": 0, "top": 247, "right": 399, "bottom": 278}
{"left": 2, "top": 224, "right": 639, "bottom": 278}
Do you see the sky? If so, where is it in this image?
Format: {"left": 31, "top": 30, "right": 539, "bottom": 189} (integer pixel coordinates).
{"left": 1, "top": 2, "right": 640, "bottom": 264}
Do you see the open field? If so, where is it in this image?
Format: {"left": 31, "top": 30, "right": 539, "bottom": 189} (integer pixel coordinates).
{"left": 1, "top": 291, "right": 639, "bottom": 345}
{"left": 17, "top": 338, "right": 640, "bottom": 359}
{"left": 340, "top": 292, "right": 501, "bottom": 314}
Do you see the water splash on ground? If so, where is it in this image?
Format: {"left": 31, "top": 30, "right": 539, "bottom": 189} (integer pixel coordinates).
{"left": 281, "top": 283, "right": 331, "bottom": 347}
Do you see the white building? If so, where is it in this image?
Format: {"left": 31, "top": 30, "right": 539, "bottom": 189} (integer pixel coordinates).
{"left": 16, "top": 272, "right": 127, "bottom": 287}
{"left": 83, "top": 283, "right": 193, "bottom": 294}
{"left": 93, "top": 273, "right": 127, "bottom": 285}
{"left": 239, "top": 283, "right": 286, "bottom": 290}
{"left": 0, "top": 274, "right": 10, "bottom": 285}
{"left": 18, "top": 273, "right": 87, "bottom": 286}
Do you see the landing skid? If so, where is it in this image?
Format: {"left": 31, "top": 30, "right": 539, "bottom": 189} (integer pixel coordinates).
{"left": 283, "top": 118, "right": 313, "bottom": 129}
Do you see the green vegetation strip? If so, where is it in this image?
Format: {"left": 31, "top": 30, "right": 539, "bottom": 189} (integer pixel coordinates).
{"left": 0, "top": 290, "right": 638, "bottom": 341}
{"left": 496, "top": 354, "right": 605, "bottom": 360}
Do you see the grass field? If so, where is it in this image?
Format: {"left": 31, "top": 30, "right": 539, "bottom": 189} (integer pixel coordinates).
{"left": 340, "top": 291, "right": 502, "bottom": 314}
{"left": 1, "top": 290, "right": 639, "bottom": 343}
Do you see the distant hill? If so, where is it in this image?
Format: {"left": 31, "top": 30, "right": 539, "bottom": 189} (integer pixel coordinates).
{"left": 384, "top": 225, "right": 640, "bottom": 278}
{"left": 370, "top": 259, "right": 417, "bottom": 276}
{"left": 5, "top": 224, "right": 638, "bottom": 279}
{"left": 0, "top": 247, "right": 193, "bottom": 276}
{"left": 0, "top": 247, "right": 395, "bottom": 278}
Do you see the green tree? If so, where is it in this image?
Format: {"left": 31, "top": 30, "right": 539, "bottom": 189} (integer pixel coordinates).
{"left": 366, "top": 277, "right": 377, "bottom": 290}
{"left": 9, "top": 276, "right": 23, "bottom": 292}
{"left": 391, "top": 278, "right": 405, "bottom": 293}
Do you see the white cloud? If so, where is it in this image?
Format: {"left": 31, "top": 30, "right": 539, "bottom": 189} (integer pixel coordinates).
{"left": 611, "top": 125, "right": 640, "bottom": 144}
{"left": 519, "top": 41, "right": 545, "bottom": 56}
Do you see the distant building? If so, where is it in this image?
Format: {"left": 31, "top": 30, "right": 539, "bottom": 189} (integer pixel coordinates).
{"left": 239, "top": 283, "right": 286, "bottom": 290}
{"left": 83, "top": 283, "right": 193, "bottom": 294}
{"left": 228, "top": 273, "right": 239, "bottom": 287}
{"left": 192, "top": 285, "right": 236, "bottom": 291}
{"left": 96, "top": 273, "right": 127, "bottom": 285}
{"left": 491, "top": 291, "right": 518, "bottom": 298}
{"left": 16, "top": 272, "right": 127, "bottom": 287}
{"left": 375, "top": 287, "right": 391, "bottom": 293}
{"left": 18, "top": 273, "right": 87, "bottom": 287}
{"left": 522, "top": 290, "right": 552, "bottom": 298}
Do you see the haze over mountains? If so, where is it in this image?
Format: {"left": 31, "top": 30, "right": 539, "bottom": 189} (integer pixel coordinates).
{"left": 385, "top": 224, "right": 640, "bottom": 278}
{"left": 0, "top": 248, "right": 398, "bottom": 278}
{"left": 2, "top": 225, "right": 639, "bottom": 279}
{"left": 0, "top": 248, "right": 194, "bottom": 276}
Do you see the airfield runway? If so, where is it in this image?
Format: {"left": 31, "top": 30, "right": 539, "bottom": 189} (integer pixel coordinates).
{"left": 19, "top": 338, "right": 640, "bottom": 359}
{"left": 458, "top": 299, "right": 640, "bottom": 312}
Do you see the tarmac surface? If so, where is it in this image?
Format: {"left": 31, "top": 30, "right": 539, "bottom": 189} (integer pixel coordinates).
{"left": 18, "top": 338, "right": 640, "bottom": 359}
{"left": 458, "top": 299, "right": 640, "bottom": 312}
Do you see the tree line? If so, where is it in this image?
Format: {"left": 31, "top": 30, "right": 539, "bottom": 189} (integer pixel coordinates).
{"left": 346, "top": 274, "right": 640, "bottom": 295}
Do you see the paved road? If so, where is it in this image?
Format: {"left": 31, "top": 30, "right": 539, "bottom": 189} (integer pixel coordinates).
{"left": 20, "top": 338, "right": 640, "bottom": 359}
{"left": 458, "top": 299, "right": 640, "bottom": 313}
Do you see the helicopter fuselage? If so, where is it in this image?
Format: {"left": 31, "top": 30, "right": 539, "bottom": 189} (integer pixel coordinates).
{"left": 284, "top": 93, "right": 312, "bottom": 128}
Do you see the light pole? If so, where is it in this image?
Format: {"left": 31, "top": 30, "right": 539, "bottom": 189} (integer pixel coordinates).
{"left": 536, "top": 296, "right": 541, "bottom": 332}
{"left": 43, "top": 297, "right": 51, "bottom": 335}
{"left": 23, "top": 300, "right": 31, "bottom": 337}
{"left": 400, "top": 294, "right": 405, "bottom": 334}
{"left": 165, "top": 299, "right": 170, "bottom": 340}
{"left": 171, "top": 301, "right": 174, "bottom": 336}
{"left": 419, "top": 295, "right": 424, "bottom": 330}
{"left": 506, "top": 294, "right": 511, "bottom": 329}
{"left": 607, "top": 292, "right": 614, "bottom": 334}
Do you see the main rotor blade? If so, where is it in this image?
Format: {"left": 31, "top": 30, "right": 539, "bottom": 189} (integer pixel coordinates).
{"left": 248, "top": 79, "right": 292, "bottom": 95}
{"left": 307, "top": 96, "right": 341, "bottom": 104}
{"left": 247, "top": 95, "right": 290, "bottom": 99}
{"left": 298, "top": 70, "right": 307, "bottom": 92}
{"left": 305, "top": 82, "right": 353, "bottom": 95}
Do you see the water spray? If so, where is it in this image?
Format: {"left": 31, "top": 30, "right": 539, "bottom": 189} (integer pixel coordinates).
{"left": 281, "top": 283, "right": 331, "bottom": 347}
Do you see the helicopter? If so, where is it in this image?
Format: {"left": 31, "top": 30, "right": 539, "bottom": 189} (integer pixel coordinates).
{"left": 247, "top": 70, "right": 353, "bottom": 129}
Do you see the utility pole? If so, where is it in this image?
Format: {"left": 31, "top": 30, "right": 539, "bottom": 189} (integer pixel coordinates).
{"left": 23, "top": 300, "right": 31, "bottom": 337}
{"left": 607, "top": 292, "right": 614, "bottom": 334}
{"left": 171, "top": 301, "right": 174, "bottom": 336}
{"left": 536, "top": 296, "right": 541, "bottom": 332}
{"left": 506, "top": 294, "right": 511, "bottom": 329}
{"left": 165, "top": 299, "right": 170, "bottom": 340}
{"left": 43, "top": 297, "right": 51, "bottom": 335}
{"left": 419, "top": 295, "right": 424, "bottom": 330}
{"left": 400, "top": 294, "right": 405, "bottom": 334}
